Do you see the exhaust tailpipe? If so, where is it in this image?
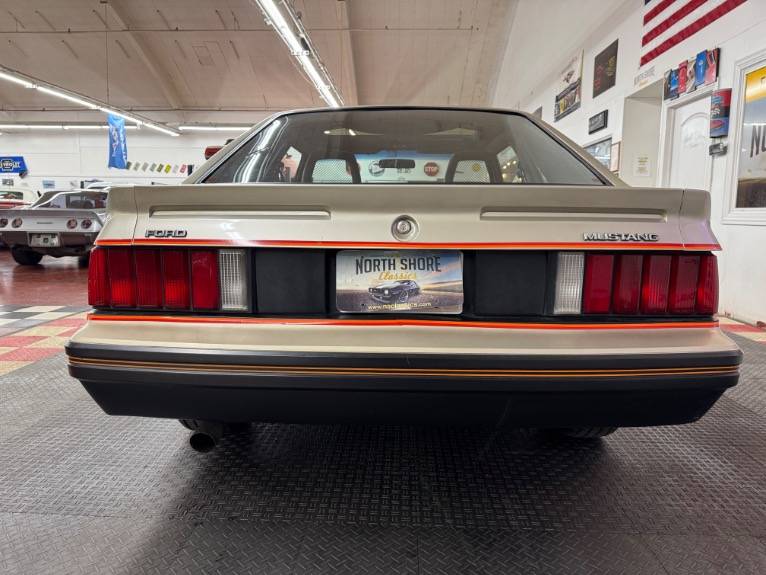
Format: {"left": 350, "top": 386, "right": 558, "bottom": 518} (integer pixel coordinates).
{"left": 188, "top": 421, "right": 225, "bottom": 453}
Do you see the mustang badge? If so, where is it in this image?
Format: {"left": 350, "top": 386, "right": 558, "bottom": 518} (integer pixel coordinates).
{"left": 583, "top": 232, "right": 659, "bottom": 242}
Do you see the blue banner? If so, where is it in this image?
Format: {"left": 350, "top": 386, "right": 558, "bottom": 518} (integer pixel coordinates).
{"left": 107, "top": 114, "right": 128, "bottom": 169}
{"left": 0, "top": 156, "right": 28, "bottom": 174}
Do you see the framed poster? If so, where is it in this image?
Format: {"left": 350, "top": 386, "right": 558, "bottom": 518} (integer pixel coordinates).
{"left": 554, "top": 52, "right": 583, "bottom": 121}
{"left": 736, "top": 64, "right": 766, "bottom": 208}
{"left": 593, "top": 40, "right": 618, "bottom": 97}
{"left": 584, "top": 138, "right": 612, "bottom": 169}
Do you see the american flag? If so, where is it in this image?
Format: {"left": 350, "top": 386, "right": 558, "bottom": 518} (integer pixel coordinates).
{"left": 641, "top": 0, "right": 747, "bottom": 66}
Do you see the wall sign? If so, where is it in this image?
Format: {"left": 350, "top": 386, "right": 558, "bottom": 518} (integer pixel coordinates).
{"left": 588, "top": 110, "right": 609, "bottom": 134}
{"left": 710, "top": 89, "right": 732, "bottom": 138}
{"left": 0, "top": 156, "right": 28, "bottom": 174}
{"left": 663, "top": 48, "right": 719, "bottom": 101}
{"left": 555, "top": 52, "right": 583, "bottom": 122}
{"left": 736, "top": 64, "right": 766, "bottom": 208}
{"left": 593, "top": 40, "right": 618, "bottom": 97}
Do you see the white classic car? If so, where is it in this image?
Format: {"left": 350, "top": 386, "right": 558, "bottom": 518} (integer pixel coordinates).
{"left": 0, "top": 189, "right": 107, "bottom": 265}
{"left": 65, "top": 107, "right": 741, "bottom": 452}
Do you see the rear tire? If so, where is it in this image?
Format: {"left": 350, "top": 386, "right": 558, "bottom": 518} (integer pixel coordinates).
{"left": 78, "top": 253, "right": 90, "bottom": 267}
{"left": 558, "top": 427, "right": 618, "bottom": 439}
{"left": 11, "top": 247, "right": 43, "bottom": 266}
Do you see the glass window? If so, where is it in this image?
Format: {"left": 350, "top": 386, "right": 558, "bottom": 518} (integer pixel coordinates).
{"left": 201, "top": 109, "right": 605, "bottom": 186}
{"left": 37, "top": 192, "right": 107, "bottom": 209}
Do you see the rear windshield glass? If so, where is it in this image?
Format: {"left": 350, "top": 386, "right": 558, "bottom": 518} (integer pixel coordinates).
{"left": 33, "top": 191, "right": 108, "bottom": 209}
{"left": 202, "top": 109, "right": 605, "bottom": 186}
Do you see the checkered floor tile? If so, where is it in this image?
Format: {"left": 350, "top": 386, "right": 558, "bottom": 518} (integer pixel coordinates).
{"left": 0, "top": 305, "right": 89, "bottom": 337}
{"left": 719, "top": 316, "right": 766, "bottom": 343}
{"left": 0, "top": 307, "right": 88, "bottom": 375}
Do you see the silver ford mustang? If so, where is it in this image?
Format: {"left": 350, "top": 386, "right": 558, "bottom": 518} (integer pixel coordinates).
{"left": 65, "top": 107, "right": 741, "bottom": 450}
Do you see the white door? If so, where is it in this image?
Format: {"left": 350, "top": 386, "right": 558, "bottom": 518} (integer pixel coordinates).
{"left": 666, "top": 96, "right": 711, "bottom": 190}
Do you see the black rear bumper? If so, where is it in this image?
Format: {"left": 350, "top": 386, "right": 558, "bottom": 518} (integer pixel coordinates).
{"left": 66, "top": 342, "right": 742, "bottom": 428}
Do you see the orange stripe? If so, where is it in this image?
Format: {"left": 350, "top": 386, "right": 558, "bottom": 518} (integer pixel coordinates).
{"left": 68, "top": 356, "right": 738, "bottom": 379}
{"left": 95, "top": 238, "right": 721, "bottom": 251}
{"left": 88, "top": 314, "right": 718, "bottom": 330}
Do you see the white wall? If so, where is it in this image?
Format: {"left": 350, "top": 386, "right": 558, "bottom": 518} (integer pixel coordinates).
{"left": 492, "top": 0, "right": 766, "bottom": 325}
{"left": 0, "top": 130, "right": 247, "bottom": 190}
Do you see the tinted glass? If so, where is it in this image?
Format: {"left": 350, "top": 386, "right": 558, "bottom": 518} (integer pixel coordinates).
{"left": 203, "top": 109, "right": 605, "bottom": 186}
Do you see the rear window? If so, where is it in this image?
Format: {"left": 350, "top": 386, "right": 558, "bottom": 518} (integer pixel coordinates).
{"left": 35, "top": 191, "right": 108, "bottom": 209}
{"left": 202, "top": 109, "right": 605, "bottom": 186}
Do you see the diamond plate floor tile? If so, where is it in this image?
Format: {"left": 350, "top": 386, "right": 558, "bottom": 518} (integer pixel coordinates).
{"left": 644, "top": 534, "right": 766, "bottom": 575}
{"left": 418, "top": 528, "right": 666, "bottom": 575}
{"left": 0, "top": 331, "right": 764, "bottom": 573}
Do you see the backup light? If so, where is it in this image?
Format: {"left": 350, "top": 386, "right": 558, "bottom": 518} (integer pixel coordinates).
{"left": 218, "top": 249, "right": 249, "bottom": 311}
{"left": 67, "top": 219, "right": 77, "bottom": 229}
{"left": 11, "top": 218, "right": 22, "bottom": 228}
{"left": 553, "top": 252, "right": 584, "bottom": 315}
{"left": 0, "top": 218, "right": 7, "bottom": 227}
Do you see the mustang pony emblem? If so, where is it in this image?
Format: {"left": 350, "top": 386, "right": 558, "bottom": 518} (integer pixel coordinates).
{"left": 583, "top": 232, "right": 659, "bottom": 242}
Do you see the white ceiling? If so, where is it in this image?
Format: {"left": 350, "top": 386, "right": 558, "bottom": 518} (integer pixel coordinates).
{"left": 0, "top": 0, "right": 516, "bottom": 125}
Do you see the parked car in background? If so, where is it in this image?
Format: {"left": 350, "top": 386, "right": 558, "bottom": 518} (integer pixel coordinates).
{"left": 0, "top": 186, "right": 39, "bottom": 210}
{"left": 0, "top": 189, "right": 108, "bottom": 266}
{"left": 66, "top": 107, "right": 741, "bottom": 452}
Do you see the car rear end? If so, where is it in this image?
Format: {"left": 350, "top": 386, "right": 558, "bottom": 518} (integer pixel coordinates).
{"left": 0, "top": 207, "right": 102, "bottom": 254}
{"left": 65, "top": 108, "right": 741, "bottom": 430}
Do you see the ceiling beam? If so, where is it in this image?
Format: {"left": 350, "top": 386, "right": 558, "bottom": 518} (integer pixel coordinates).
{"left": 104, "top": 0, "right": 185, "bottom": 110}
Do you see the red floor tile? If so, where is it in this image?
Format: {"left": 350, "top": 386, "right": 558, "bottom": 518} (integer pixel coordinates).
{"left": 0, "top": 249, "right": 88, "bottom": 306}
{"left": 0, "top": 347, "right": 61, "bottom": 361}
{"left": 0, "top": 335, "right": 47, "bottom": 347}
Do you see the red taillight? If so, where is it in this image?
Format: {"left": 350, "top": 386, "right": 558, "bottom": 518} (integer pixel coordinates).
{"left": 696, "top": 254, "right": 718, "bottom": 314}
{"left": 640, "top": 255, "right": 672, "bottom": 314}
{"left": 106, "top": 248, "right": 136, "bottom": 307}
{"left": 162, "top": 250, "right": 190, "bottom": 309}
{"left": 612, "top": 254, "right": 643, "bottom": 314}
{"left": 191, "top": 250, "right": 219, "bottom": 310}
{"left": 134, "top": 250, "right": 162, "bottom": 308}
{"left": 582, "top": 254, "right": 614, "bottom": 314}
{"left": 88, "top": 247, "right": 109, "bottom": 307}
{"left": 668, "top": 255, "right": 700, "bottom": 314}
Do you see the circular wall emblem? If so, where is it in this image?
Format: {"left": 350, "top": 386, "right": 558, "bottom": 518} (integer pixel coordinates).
{"left": 368, "top": 161, "right": 384, "bottom": 177}
{"left": 391, "top": 215, "right": 418, "bottom": 241}
{"left": 423, "top": 161, "right": 439, "bottom": 177}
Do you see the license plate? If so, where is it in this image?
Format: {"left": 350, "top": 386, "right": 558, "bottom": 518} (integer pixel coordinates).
{"left": 29, "top": 233, "right": 60, "bottom": 247}
{"left": 336, "top": 250, "right": 463, "bottom": 314}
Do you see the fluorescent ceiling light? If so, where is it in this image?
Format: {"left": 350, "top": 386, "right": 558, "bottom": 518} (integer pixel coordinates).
{"left": 0, "top": 70, "right": 35, "bottom": 89}
{"left": 36, "top": 86, "right": 98, "bottom": 109}
{"left": 0, "top": 65, "right": 180, "bottom": 136}
{"left": 178, "top": 125, "right": 250, "bottom": 132}
{"left": 253, "top": 0, "right": 342, "bottom": 108}
{"left": 0, "top": 123, "right": 139, "bottom": 131}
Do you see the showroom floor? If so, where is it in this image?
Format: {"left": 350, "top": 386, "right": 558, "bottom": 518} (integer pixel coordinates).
{"left": 1, "top": 254, "right": 766, "bottom": 574}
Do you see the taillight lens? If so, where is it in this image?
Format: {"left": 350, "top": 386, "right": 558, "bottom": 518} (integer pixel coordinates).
{"left": 67, "top": 218, "right": 77, "bottom": 229}
{"left": 640, "top": 255, "right": 672, "bottom": 314}
{"left": 81, "top": 218, "right": 93, "bottom": 229}
{"left": 191, "top": 250, "right": 219, "bottom": 310}
{"left": 612, "top": 255, "right": 643, "bottom": 314}
{"left": 134, "top": 250, "right": 162, "bottom": 308}
{"left": 11, "top": 217, "right": 22, "bottom": 228}
{"left": 106, "top": 248, "right": 136, "bottom": 307}
{"left": 582, "top": 254, "right": 614, "bottom": 314}
{"left": 0, "top": 218, "right": 8, "bottom": 227}
{"left": 668, "top": 255, "right": 700, "bottom": 314}
{"left": 88, "top": 248, "right": 109, "bottom": 307}
{"left": 696, "top": 254, "right": 718, "bottom": 314}
{"left": 162, "top": 250, "right": 190, "bottom": 309}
